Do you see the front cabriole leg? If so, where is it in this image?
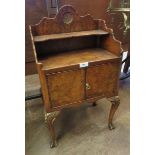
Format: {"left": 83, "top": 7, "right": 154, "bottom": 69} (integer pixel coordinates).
{"left": 45, "top": 111, "right": 60, "bottom": 148}
{"left": 107, "top": 96, "right": 120, "bottom": 130}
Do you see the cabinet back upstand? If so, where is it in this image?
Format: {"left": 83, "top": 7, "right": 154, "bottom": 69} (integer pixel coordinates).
{"left": 29, "top": 5, "right": 123, "bottom": 148}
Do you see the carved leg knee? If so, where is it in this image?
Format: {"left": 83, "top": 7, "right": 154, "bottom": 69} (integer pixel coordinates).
{"left": 45, "top": 111, "right": 60, "bottom": 148}
{"left": 108, "top": 96, "right": 120, "bottom": 130}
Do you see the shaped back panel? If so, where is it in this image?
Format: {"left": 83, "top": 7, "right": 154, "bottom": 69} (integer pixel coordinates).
{"left": 31, "top": 5, "right": 99, "bottom": 36}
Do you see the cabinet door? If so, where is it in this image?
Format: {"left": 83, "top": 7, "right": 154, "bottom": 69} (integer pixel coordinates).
{"left": 86, "top": 61, "right": 121, "bottom": 99}
{"left": 46, "top": 69, "right": 85, "bottom": 107}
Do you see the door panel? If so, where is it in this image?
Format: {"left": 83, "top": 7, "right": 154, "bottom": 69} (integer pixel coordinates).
{"left": 47, "top": 69, "right": 85, "bottom": 107}
{"left": 86, "top": 62, "right": 120, "bottom": 98}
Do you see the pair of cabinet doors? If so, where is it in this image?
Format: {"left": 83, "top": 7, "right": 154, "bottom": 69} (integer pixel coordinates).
{"left": 46, "top": 61, "right": 120, "bottom": 107}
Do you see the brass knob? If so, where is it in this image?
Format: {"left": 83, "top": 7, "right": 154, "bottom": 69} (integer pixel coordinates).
{"left": 86, "top": 83, "right": 91, "bottom": 90}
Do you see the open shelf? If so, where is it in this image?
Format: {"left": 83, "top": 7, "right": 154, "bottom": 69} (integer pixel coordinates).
{"left": 39, "top": 48, "right": 119, "bottom": 71}
{"left": 34, "top": 30, "right": 109, "bottom": 42}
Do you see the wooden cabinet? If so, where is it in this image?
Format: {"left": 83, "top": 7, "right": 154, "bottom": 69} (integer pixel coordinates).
{"left": 30, "top": 5, "right": 122, "bottom": 148}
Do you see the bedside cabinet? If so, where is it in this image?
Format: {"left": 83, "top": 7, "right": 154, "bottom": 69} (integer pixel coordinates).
{"left": 30, "top": 5, "right": 122, "bottom": 148}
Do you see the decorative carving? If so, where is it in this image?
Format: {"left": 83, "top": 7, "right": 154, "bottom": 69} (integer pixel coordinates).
{"left": 108, "top": 96, "right": 120, "bottom": 130}
{"left": 63, "top": 13, "right": 73, "bottom": 24}
{"left": 31, "top": 5, "right": 98, "bottom": 36}
{"left": 56, "top": 5, "right": 78, "bottom": 26}
{"left": 45, "top": 111, "right": 60, "bottom": 148}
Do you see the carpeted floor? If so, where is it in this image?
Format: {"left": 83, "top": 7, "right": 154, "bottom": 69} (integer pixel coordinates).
{"left": 25, "top": 78, "right": 130, "bottom": 155}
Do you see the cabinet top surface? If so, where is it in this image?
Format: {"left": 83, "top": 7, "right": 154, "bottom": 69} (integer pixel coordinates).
{"left": 33, "top": 30, "right": 109, "bottom": 42}
{"left": 39, "top": 48, "right": 119, "bottom": 71}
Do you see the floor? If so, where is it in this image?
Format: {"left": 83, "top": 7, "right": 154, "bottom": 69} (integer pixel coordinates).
{"left": 25, "top": 78, "right": 130, "bottom": 155}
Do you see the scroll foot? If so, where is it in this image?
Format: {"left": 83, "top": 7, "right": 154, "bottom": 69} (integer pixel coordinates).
{"left": 50, "top": 141, "right": 57, "bottom": 148}
{"left": 108, "top": 122, "right": 115, "bottom": 130}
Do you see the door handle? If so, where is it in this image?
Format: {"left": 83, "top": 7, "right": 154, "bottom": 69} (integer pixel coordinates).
{"left": 86, "top": 83, "right": 91, "bottom": 90}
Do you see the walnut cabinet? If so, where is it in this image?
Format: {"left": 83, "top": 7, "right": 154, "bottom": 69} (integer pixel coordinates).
{"left": 30, "top": 5, "right": 122, "bottom": 148}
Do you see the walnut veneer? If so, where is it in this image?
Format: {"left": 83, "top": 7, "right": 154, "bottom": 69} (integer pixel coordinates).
{"left": 30, "top": 5, "right": 123, "bottom": 148}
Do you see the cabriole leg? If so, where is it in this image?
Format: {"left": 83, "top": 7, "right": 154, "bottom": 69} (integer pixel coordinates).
{"left": 45, "top": 111, "right": 60, "bottom": 148}
{"left": 108, "top": 96, "right": 120, "bottom": 130}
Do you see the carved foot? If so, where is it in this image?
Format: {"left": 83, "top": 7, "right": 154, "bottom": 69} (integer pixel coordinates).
{"left": 92, "top": 102, "right": 97, "bottom": 107}
{"left": 108, "top": 122, "right": 115, "bottom": 130}
{"left": 50, "top": 140, "right": 57, "bottom": 148}
{"left": 108, "top": 96, "right": 120, "bottom": 130}
{"left": 45, "top": 111, "right": 60, "bottom": 148}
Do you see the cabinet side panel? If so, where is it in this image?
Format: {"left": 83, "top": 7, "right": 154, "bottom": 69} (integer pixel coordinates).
{"left": 46, "top": 69, "right": 85, "bottom": 107}
{"left": 98, "top": 19, "right": 123, "bottom": 56}
{"left": 36, "top": 64, "right": 51, "bottom": 112}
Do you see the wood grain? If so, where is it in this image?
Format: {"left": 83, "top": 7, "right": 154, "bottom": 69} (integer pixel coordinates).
{"left": 46, "top": 69, "right": 85, "bottom": 107}
{"left": 29, "top": 5, "right": 122, "bottom": 147}
{"left": 86, "top": 61, "right": 121, "bottom": 98}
